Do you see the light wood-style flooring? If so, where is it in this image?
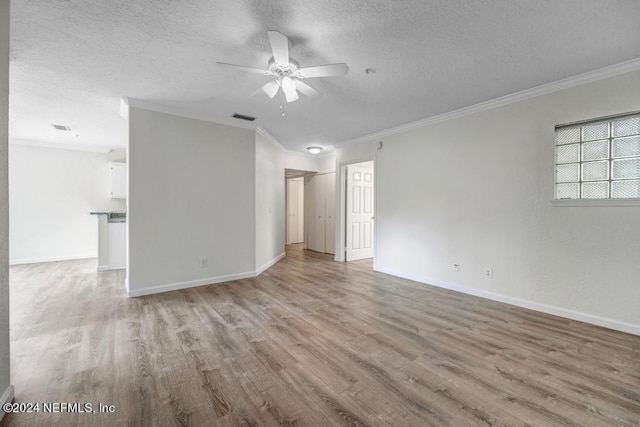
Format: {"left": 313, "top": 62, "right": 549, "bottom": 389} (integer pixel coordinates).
{"left": 6, "top": 244, "right": 640, "bottom": 426}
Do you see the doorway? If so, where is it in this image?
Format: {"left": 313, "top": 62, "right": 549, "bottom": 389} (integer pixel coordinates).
{"left": 286, "top": 177, "right": 304, "bottom": 244}
{"left": 285, "top": 168, "right": 314, "bottom": 248}
{"left": 344, "top": 161, "right": 374, "bottom": 261}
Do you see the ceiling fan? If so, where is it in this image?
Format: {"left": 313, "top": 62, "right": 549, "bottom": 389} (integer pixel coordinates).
{"left": 217, "top": 31, "right": 349, "bottom": 113}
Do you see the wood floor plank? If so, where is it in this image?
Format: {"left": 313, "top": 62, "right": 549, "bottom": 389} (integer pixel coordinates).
{"left": 6, "top": 244, "right": 640, "bottom": 426}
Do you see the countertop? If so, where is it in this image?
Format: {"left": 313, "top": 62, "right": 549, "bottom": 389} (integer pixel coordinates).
{"left": 90, "top": 212, "right": 126, "bottom": 223}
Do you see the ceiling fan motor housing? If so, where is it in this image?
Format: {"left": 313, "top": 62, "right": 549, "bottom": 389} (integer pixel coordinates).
{"left": 268, "top": 57, "right": 300, "bottom": 78}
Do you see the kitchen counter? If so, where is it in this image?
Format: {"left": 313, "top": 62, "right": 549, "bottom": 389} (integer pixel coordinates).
{"left": 90, "top": 212, "right": 126, "bottom": 270}
{"left": 90, "top": 211, "right": 126, "bottom": 222}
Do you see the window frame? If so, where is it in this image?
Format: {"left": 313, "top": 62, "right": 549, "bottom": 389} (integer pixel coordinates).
{"left": 552, "top": 111, "right": 640, "bottom": 207}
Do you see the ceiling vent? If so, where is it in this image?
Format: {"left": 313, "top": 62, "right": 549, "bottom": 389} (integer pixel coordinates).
{"left": 52, "top": 124, "right": 71, "bottom": 131}
{"left": 232, "top": 113, "right": 256, "bottom": 122}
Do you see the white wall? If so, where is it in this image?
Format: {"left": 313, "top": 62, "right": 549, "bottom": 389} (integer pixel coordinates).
{"left": 255, "top": 132, "right": 285, "bottom": 273}
{"left": 8, "top": 144, "right": 126, "bottom": 264}
{"left": 284, "top": 151, "right": 335, "bottom": 173}
{"left": 0, "top": 0, "right": 12, "bottom": 410}
{"left": 127, "top": 107, "right": 256, "bottom": 296}
{"left": 358, "top": 70, "right": 640, "bottom": 334}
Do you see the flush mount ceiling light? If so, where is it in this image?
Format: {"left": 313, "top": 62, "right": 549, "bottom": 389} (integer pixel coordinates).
{"left": 217, "top": 31, "right": 349, "bottom": 116}
{"left": 307, "top": 146, "right": 323, "bottom": 154}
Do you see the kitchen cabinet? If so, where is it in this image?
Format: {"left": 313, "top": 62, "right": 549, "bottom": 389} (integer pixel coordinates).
{"left": 110, "top": 162, "right": 126, "bottom": 199}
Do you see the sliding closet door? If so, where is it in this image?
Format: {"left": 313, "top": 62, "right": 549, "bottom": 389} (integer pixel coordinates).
{"left": 324, "top": 173, "right": 335, "bottom": 255}
{"left": 304, "top": 173, "right": 336, "bottom": 254}
{"left": 313, "top": 175, "right": 326, "bottom": 253}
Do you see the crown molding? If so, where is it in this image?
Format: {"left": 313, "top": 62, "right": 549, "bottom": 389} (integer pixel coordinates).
{"left": 341, "top": 57, "right": 640, "bottom": 146}
{"left": 9, "top": 138, "right": 114, "bottom": 153}
{"left": 256, "top": 126, "right": 287, "bottom": 152}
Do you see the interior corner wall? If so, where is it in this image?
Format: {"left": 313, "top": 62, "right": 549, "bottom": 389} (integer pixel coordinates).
{"left": 371, "top": 70, "right": 640, "bottom": 334}
{"left": 255, "top": 133, "right": 285, "bottom": 272}
{"left": 0, "top": 0, "right": 12, "bottom": 410}
{"left": 127, "top": 107, "right": 256, "bottom": 296}
{"left": 8, "top": 145, "right": 126, "bottom": 264}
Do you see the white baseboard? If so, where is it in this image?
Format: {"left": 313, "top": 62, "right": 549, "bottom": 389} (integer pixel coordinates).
{"left": 375, "top": 266, "right": 640, "bottom": 337}
{"left": 10, "top": 254, "right": 96, "bottom": 265}
{"left": 97, "top": 265, "right": 125, "bottom": 271}
{"left": 127, "top": 271, "right": 255, "bottom": 297}
{"left": 128, "top": 252, "right": 287, "bottom": 298}
{"left": 1, "top": 384, "right": 15, "bottom": 415}
{"left": 256, "top": 252, "right": 285, "bottom": 275}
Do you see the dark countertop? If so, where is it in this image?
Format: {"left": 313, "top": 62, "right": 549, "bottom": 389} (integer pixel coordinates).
{"left": 90, "top": 212, "right": 126, "bottom": 223}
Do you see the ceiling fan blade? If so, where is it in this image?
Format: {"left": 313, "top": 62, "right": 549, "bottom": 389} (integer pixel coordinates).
{"left": 261, "top": 80, "right": 280, "bottom": 99}
{"left": 216, "top": 62, "right": 272, "bottom": 75}
{"left": 268, "top": 31, "right": 290, "bottom": 67}
{"left": 295, "top": 80, "right": 322, "bottom": 97}
{"left": 298, "top": 63, "right": 349, "bottom": 78}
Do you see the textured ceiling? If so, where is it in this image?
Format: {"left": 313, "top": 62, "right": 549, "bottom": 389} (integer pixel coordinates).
{"left": 9, "top": 0, "right": 640, "bottom": 152}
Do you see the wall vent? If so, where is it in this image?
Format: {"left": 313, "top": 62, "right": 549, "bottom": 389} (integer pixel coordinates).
{"left": 231, "top": 113, "right": 256, "bottom": 122}
{"left": 52, "top": 124, "right": 71, "bottom": 131}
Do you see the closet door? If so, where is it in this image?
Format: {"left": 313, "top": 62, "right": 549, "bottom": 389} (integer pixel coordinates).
{"left": 297, "top": 179, "right": 304, "bottom": 242}
{"left": 324, "top": 173, "right": 336, "bottom": 255}
{"left": 313, "top": 175, "right": 326, "bottom": 253}
{"left": 305, "top": 176, "right": 316, "bottom": 250}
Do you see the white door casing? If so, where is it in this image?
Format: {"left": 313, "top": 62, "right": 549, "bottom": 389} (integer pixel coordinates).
{"left": 346, "top": 165, "right": 374, "bottom": 261}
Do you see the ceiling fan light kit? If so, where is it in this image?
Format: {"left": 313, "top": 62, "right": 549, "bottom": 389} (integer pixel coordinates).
{"left": 307, "top": 146, "right": 323, "bottom": 154}
{"left": 217, "top": 31, "right": 349, "bottom": 115}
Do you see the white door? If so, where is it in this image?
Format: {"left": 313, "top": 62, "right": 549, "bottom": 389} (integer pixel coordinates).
{"left": 313, "top": 175, "right": 326, "bottom": 253}
{"left": 297, "top": 179, "right": 304, "bottom": 242}
{"left": 286, "top": 179, "right": 298, "bottom": 244}
{"left": 346, "top": 165, "right": 374, "bottom": 261}
{"left": 287, "top": 179, "right": 304, "bottom": 244}
{"left": 324, "top": 173, "right": 336, "bottom": 255}
{"left": 305, "top": 176, "right": 316, "bottom": 250}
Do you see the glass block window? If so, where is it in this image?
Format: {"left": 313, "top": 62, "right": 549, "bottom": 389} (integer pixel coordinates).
{"left": 555, "top": 113, "right": 640, "bottom": 199}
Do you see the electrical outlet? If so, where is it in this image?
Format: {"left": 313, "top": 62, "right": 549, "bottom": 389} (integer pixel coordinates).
{"left": 199, "top": 258, "right": 208, "bottom": 268}
{"left": 453, "top": 263, "right": 460, "bottom": 272}
{"left": 485, "top": 267, "right": 493, "bottom": 279}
